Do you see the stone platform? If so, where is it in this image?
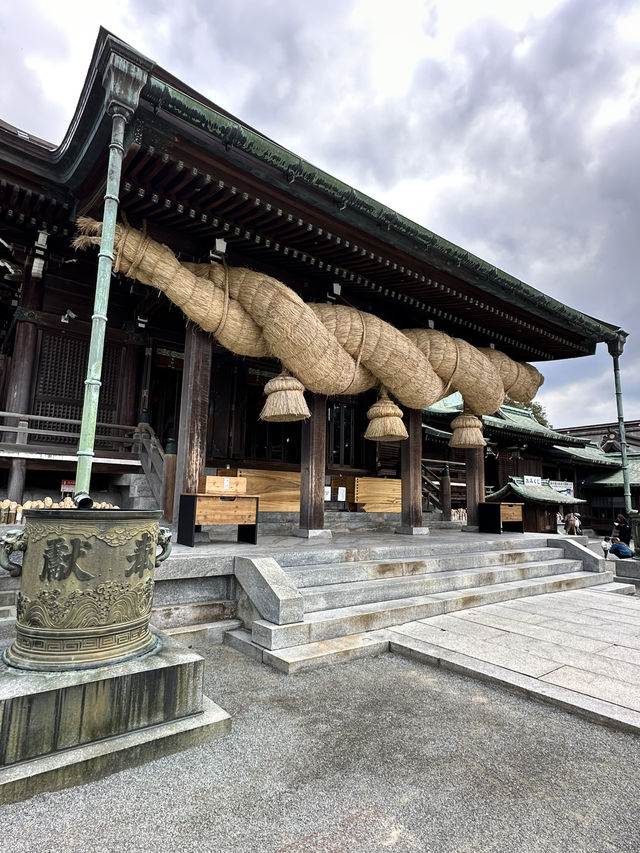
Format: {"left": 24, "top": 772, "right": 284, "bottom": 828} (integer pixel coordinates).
{"left": 0, "top": 632, "right": 230, "bottom": 804}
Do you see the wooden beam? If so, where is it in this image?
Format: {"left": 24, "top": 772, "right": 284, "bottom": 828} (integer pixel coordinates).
{"left": 465, "top": 447, "right": 485, "bottom": 527}
{"left": 298, "top": 393, "right": 327, "bottom": 534}
{"left": 400, "top": 407, "right": 423, "bottom": 530}
{"left": 173, "top": 325, "right": 212, "bottom": 515}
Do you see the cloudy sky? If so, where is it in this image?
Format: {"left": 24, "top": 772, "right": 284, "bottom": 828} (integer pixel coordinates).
{"left": 2, "top": 0, "right": 639, "bottom": 429}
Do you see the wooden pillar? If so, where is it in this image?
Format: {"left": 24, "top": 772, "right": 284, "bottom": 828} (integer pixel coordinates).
{"left": 398, "top": 408, "right": 427, "bottom": 534}
{"left": 5, "top": 274, "right": 41, "bottom": 503}
{"left": 439, "top": 464, "right": 452, "bottom": 522}
{"left": 173, "top": 325, "right": 212, "bottom": 518}
{"left": 296, "top": 393, "right": 329, "bottom": 537}
{"left": 465, "top": 447, "right": 485, "bottom": 527}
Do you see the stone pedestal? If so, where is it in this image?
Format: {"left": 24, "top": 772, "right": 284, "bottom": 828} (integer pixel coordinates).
{"left": 0, "top": 631, "right": 230, "bottom": 804}
{"left": 293, "top": 528, "right": 332, "bottom": 539}
{"left": 395, "top": 526, "right": 430, "bottom": 536}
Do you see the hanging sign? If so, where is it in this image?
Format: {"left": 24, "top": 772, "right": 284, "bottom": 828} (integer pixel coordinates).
{"left": 549, "top": 480, "right": 574, "bottom": 497}
{"left": 523, "top": 475, "right": 542, "bottom": 486}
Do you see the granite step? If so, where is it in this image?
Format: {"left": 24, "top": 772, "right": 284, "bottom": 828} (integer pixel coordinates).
{"left": 301, "top": 558, "right": 583, "bottom": 612}
{"left": 272, "top": 536, "right": 553, "bottom": 568}
{"left": 287, "top": 546, "right": 566, "bottom": 589}
{"left": 165, "top": 618, "right": 243, "bottom": 645}
{"left": 251, "top": 570, "right": 614, "bottom": 651}
{"left": 151, "top": 600, "right": 236, "bottom": 631}
{"left": 224, "top": 627, "right": 390, "bottom": 673}
{"left": 0, "top": 590, "right": 17, "bottom": 608}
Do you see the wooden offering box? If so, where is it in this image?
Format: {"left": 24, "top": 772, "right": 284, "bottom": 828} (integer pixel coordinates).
{"left": 478, "top": 502, "right": 524, "bottom": 534}
{"left": 198, "top": 475, "right": 247, "bottom": 494}
{"left": 177, "top": 493, "right": 259, "bottom": 547}
{"left": 178, "top": 475, "right": 258, "bottom": 547}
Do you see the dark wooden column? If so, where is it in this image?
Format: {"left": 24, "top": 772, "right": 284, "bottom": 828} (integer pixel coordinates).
{"left": 6, "top": 274, "right": 41, "bottom": 502}
{"left": 398, "top": 407, "right": 426, "bottom": 534}
{"left": 439, "top": 464, "right": 452, "bottom": 522}
{"left": 173, "top": 325, "right": 212, "bottom": 518}
{"left": 296, "top": 393, "right": 328, "bottom": 537}
{"left": 465, "top": 447, "right": 485, "bottom": 527}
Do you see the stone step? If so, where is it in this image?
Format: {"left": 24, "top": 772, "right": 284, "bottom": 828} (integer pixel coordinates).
{"left": 589, "top": 581, "right": 636, "bottom": 596}
{"left": 165, "top": 618, "right": 243, "bottom": 645}
{"left": 287, "top": 547, "right": 566, "bottom": 588}
{"left": 251, "top": 570, "right": 614, "bottom": 650}
{"left": 0, "top": 590, "right": 17, "bottom": 607}
{"left": 0, "top": 605, "right": 16, "bottom": 619}
{"left": 150, "top": 600, "right": 236, "bottom": 631}
{"left": 224, "top": 627, "right": 390, "bottom": 673}
{"left": 301, "top": 559, "right": 583, "bottom": 612}
{"left": 273, "top": 535, "right": 553, "bottom": 568}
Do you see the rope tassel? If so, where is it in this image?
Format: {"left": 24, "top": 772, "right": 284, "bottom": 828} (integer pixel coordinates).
{"left": 260, "top": 371, "right": 311, "bottom": 422}
{"left": 364, "top": 388, "right": 408, "bottom": 442}
{"left": 449, "top": 411, "right": 486, "bottom": 448}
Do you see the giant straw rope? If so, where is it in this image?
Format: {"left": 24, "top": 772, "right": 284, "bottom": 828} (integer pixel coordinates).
{"left": 74, "top": 219, "right": 544, "bottom": 447}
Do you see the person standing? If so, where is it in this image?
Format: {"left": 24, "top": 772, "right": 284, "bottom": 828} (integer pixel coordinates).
{"left": 613, "top": 514, "right": 632, "bottom": 546}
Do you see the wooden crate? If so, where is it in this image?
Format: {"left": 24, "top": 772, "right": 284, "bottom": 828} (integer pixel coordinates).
{"left": 226, "top": 468, "right": 301, "bottom": 512}
{"left": 500, "top": 503, "right": 523, "bottom": 522}
{"left": 198, "top": 475, "right": 246, "bottom": 495}
{"left": 354, "top": 477, "right": 402, "bottom": 513}
{"left": 194, "top": 495, "right": 257, "bottom": 525}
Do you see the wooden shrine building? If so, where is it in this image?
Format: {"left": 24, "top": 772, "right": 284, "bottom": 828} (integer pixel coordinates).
{"left": 0, "top": 29, "right": 629, "bottom": 536}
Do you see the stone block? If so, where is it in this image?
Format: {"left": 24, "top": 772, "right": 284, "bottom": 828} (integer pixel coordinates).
{"left": 234, "top": 556, "right": 304, "bottom": 625}
{"left": 0, "top": 696, "right": 230, "bottom": 805}
{"left": 0, "top": 633, "right": 205, "bottom": 766}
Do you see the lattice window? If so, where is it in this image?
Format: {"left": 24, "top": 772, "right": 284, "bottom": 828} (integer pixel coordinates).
{"left": 33, "top": 330, "right": 123, "bottom": 445}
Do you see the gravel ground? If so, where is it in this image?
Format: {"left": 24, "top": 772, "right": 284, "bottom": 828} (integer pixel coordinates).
{"left": 1, "top": 631, "right": 640, "bottom": 853}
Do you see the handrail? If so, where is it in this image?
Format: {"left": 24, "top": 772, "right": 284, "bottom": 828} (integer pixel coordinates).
{"left": 0, "top": 410, "right": 138, "bottom": 451}
{"left": 136, "top": 423, "right": 167, "bottom": 512}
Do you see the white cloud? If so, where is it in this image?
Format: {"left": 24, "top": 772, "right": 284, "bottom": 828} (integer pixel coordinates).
{"left": 2, "top": 0, "right": 638, "bottom": 427}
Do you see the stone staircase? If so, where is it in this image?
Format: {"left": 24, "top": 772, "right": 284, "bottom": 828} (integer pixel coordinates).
{"left": 0, "top": 588, "right": 17, "bottom": 621}
{"left": 225, "top": 536, "right": 617, "bottom": 672}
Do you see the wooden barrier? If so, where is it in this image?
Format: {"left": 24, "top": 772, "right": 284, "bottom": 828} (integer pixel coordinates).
{"left": 225, "top": 468, "right": 301, "bottom": 512}
{"left": 330, "top": 476, "right": 402, "bottom": 513}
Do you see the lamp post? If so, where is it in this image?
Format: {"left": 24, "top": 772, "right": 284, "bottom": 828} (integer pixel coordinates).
{"left": 73, "top": 53, "right": 149, "bottom": 505}
{"left": 608, "top": 334, "right": 632, "bottom": 517}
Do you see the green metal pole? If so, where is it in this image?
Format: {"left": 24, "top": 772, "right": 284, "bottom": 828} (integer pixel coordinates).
{"left": 608, "top": 335, "right": 632, "bottom": 516}
{"left": 74, "top": 109, "right": 129, "bottom": 506}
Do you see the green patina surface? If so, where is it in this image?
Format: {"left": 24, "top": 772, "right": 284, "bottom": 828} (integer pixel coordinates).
{"left": 486, "top": 477, "right": 586, "bottom": 505}
{"left": 582, "top": 454, "right": 640, "bottom": 488}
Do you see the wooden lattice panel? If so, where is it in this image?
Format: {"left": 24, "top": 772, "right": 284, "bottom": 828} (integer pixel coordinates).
{"left": 33, "top": 330, "right": 123, "bottom": 444}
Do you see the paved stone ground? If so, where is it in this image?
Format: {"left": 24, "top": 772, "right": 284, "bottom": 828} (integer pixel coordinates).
{"left": 387, "top": 587, "right": 640, "bottom": 731}
{"left": 2, "top": 633, "right": 640, "bottom": 853}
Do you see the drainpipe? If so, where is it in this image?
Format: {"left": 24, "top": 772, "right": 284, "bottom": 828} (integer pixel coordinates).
{"left": 74, "top": 53, "right": 149, "bottom": 507}
{"left": 607, "top": 334, "right": 632, "bottom": 516}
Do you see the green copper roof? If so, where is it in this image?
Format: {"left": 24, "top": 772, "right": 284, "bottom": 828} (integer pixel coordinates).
{"left": 424, "top": 400, "right": 590, "bottom": 447}
{"left": 547, "top": 444, "right": 620, "bottom": 467}
{"left": 582, "top": 454, "right": 640, "bottom": 488}
{"left": 486, "top": 477, "right": 586, "bottom": 505}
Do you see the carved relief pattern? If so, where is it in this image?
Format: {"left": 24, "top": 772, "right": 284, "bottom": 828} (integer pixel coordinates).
{"left": 26, "top": 521, "right": 157, "bottom": 548}
{"left": 17, "top": 577, "right": 154, "bottom": 629}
